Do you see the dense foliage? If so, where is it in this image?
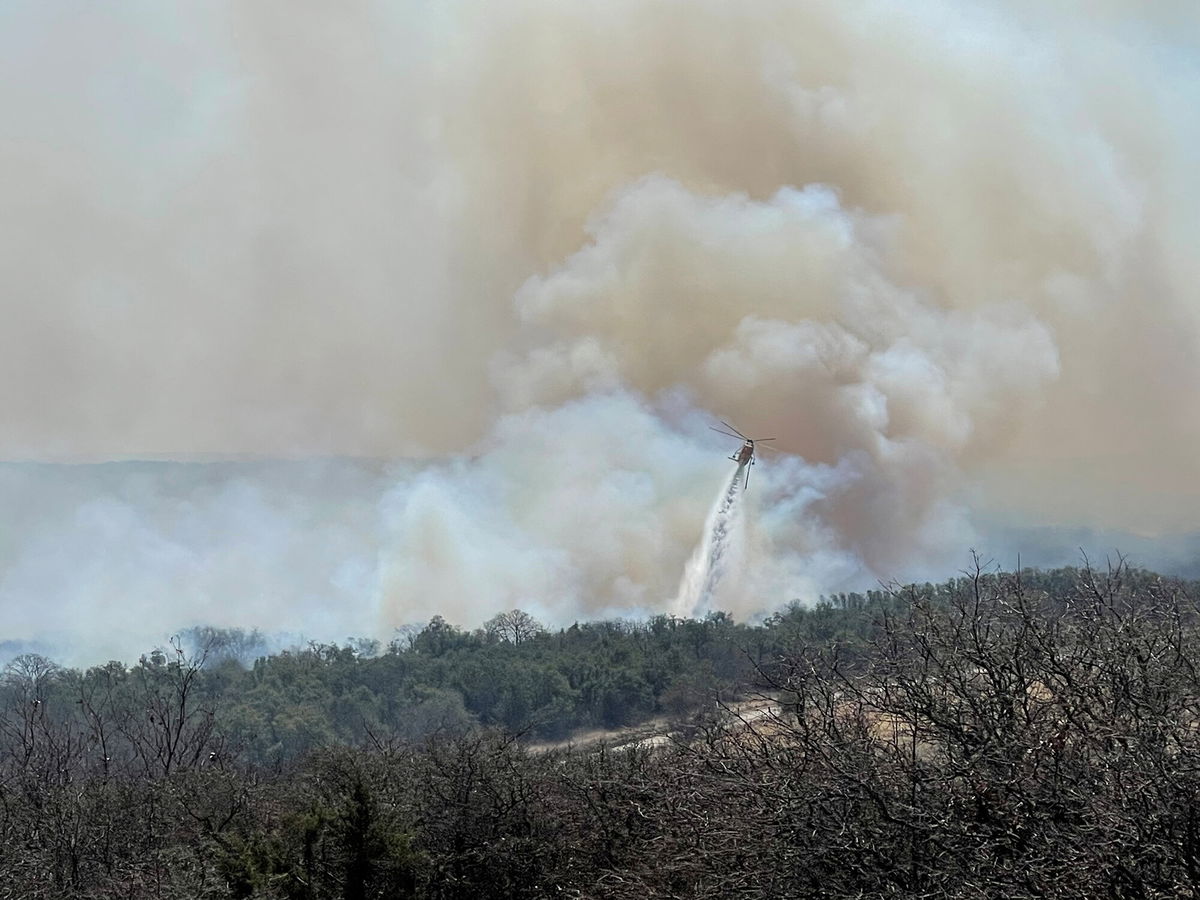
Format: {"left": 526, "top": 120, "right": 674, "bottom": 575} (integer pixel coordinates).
{"left": 4, "top": 563, "right": 1200, "bottom": 897}
{"left": 0, "top": 596, "right": 903, "bottom": 769}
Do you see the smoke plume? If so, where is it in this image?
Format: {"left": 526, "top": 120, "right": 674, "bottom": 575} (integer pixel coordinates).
{"left": 0, "top": 0, "right": 1198, "bottom": 662}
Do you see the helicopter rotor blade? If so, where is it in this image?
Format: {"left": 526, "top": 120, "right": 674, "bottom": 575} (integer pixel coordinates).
{"left": 709, "top": 426, "right": 744, "bottom": 440}
{"left": 719, "top": 420, "right": 749, "bottom": 440}
{"left": 758, "top": 443, "right": 782, "bottom": 453}
{"left": 705, "top": 429, "right": 744, "bottom": 444}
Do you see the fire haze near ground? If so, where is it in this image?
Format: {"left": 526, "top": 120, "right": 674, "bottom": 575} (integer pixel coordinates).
{"left": 1, "top": 1, "right": 1199, "bottom": 663}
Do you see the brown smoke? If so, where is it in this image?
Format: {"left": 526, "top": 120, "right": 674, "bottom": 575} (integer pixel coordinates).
{"left": 1, "top": 1, "right": 1197, "bottom": 655}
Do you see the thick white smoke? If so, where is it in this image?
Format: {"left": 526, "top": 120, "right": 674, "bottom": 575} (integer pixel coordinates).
{"left": 0, "top": 0, "right": 1198, "bottom": 662}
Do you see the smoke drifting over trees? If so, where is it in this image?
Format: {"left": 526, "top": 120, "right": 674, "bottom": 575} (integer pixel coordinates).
{"left": 1, "top": 1, "right": 1198, "bottom": 660}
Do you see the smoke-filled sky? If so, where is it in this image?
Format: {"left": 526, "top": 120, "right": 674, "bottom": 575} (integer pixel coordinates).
{"left": 2, "top": 0, "right": 1199, "bottom": 663}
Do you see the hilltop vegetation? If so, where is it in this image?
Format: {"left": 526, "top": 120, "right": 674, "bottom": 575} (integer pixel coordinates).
{"left": 3, "top": 592, "right": 902, "bottom": 769}
{"left": 4, "top": 562, "right": 1200, "bottom": 897}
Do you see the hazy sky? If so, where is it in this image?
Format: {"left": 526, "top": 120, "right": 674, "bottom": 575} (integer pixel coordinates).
{"left": 2, "top": 0, "right": 1198, "bottom": 662}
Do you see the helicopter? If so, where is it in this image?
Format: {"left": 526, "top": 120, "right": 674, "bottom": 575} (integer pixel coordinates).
{"left": 709, "top": 420, "right": 778, "bottom": 489}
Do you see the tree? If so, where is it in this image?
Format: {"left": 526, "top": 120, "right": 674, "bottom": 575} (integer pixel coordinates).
{"left": 484, "top": 609, "right": 545, "bottom": 646}
{"left": 120, "top": 636, "right": 223, "bottom": 778}
{"left": 414, "top": 616, "right": 472, "bottom": 657}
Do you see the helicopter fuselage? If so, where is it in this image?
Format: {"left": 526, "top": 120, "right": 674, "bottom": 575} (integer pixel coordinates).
{"left": 711, "top": 421, "right": 774, "bottom": 490}
{"left": 731, "top": 441, "right": 755, "bottom": 466}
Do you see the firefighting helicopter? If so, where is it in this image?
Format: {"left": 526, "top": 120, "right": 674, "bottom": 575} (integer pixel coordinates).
{"left": 709, "top": 421, "right": 778, "bottom": 489}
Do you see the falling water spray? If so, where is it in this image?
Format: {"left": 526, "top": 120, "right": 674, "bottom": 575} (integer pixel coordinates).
{"left": 672, "top": 463, "right": 747, "bottom": 618}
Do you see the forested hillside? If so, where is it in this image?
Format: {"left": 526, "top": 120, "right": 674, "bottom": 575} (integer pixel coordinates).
{"left": 4, "top": 563, "right": 1200, "bottom": 898}
{"left": 1, "top": 589, "right": 903, "bottom": 768}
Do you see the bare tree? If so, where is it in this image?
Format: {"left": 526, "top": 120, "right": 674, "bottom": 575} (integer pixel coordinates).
{"left": 117, "top": 636, "right": 222, "bottom": 779}
{"left": 484, "top": 609, "right": 545, "bottom": 646}
{"left": 0, "top": 654, "right": 59, "bottom": 770}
